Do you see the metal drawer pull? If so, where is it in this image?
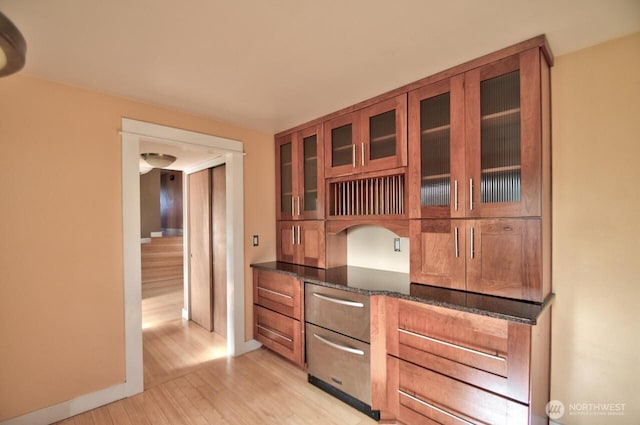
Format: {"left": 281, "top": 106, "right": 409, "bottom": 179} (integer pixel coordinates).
{"left": 361, "top": 142, "right": 365, "bottom": 166}
{"left": 352, "top": 144, "right": 356, "bottom": 168}
{"left": 454, "top": 227, "right": 459, "bottom": 258}
{"left": 313, "top": 333, "right": 364, "bottom": 356}
{"left": 398, "top": 328, "right": 505, "bottom": 362}
{"left": 257, "top": 324, "right": 293, "bottom": 342}
{"left": 469, "top": 178, "right": 474, "bottom": 210}
{"left": 291, "top": 225, "right": 295, "bottom": 245}
{"left": 454, "top": 179, "right": 458, "bottom": 211}
{"left": 257, "top": 286, "right": 293, "bottom": 299}
{"left": 312, "top": 292, "right": 364, "bottom": 308}
{"left": 398, "top": 390, "right": 474, "bottom": 425}
{"left": 296, "top": 196, "right": 300, "bottom": 216}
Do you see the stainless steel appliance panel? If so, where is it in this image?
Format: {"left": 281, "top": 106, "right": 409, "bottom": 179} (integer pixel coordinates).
{"left": 304, "top": 283, "right": 370, "bottom": 342}
{"left": 306, "top": 323, "right": 371, "bottom": 404}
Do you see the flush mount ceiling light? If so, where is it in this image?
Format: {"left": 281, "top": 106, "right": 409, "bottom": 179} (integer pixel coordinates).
{"left": 0, "top": 11, "right": 27, "bottom": 78}
{"left": 141, "top": 153, "right": 177, "bottom": 168}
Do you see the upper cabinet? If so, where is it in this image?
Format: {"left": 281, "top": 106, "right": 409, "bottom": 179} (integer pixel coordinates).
{"left": 324, "top": 94, "right": 407, "bottom": 178}
{"left": 409, "top": 48, "right": 547, "bottom": 219}
{"left": 276, "top": 124, "right": 324, "bottom": 220}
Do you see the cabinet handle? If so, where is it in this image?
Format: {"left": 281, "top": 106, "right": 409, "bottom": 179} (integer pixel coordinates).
{"left": 296, "top": 196, "right": 300, "bottom": 216}
{"left": 454, "top": 180, "right": 458, "bottom": 211}
{"left": 361, "top": 142, "right": 365, "bottom": 166}
{"left": 352, "top": 144, "right": 356, "bottom": 168}
{"left": 397, "top": 328, "right": 506, "bottom": 362}
{"left": 312, "top": 292, "right": 364, "bottom": 308}
{"left": 291, "top": 225, "right": 295, "bottom": 245}
{"left": 469, "top": 178, "right": 474, "bottom": 211}
{"left": 257, "top": 324, "right": 293, "bottom": 342}
{"left": 297, "top": 225, "right": 301, "bottom": 245}
{"left": 454, "top": 227, "right": 459, "bottom": 258}
{"left": 257, "top": 286, "right": 293, "bottom": 299}
{"left": 398, "top": 390, "right": 475, "bottom": 425}
{"left": 291, "top": 197, "right": 295, "bottom": 216}
{"left": 313, "top": 333, "right": 364, "bottom": 356}
{"left": 470, "top": 227, "right": 475, "bottom": 259}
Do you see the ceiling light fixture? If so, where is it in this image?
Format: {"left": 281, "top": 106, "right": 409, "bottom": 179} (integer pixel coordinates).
{"left": 0, "top": 12, "right": 27, "bottom": 78}
{"left": 141, "top": 153, "right": 177, "bottom": 168}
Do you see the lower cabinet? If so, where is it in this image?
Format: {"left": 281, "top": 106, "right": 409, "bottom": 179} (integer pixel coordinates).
{"left": 377, "top": 297, "right": 551, "bottom": 425}
{"left": 410, "top": 218, "right": 545, "bottom": 302}
{"left": 388, "top": 357, "right": 529, "bottom": 425}
{"left": 253, "top": 269, "right": 305, "bottom": 368}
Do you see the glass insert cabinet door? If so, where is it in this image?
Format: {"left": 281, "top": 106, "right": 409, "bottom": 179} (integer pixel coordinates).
{"left": 360, "top": 94, "right": 408, "bottom": 173}
{"left": 275, "top": 124, "right": 324, "bottom": 220}
{"left": 465, "top": 50, "right": 543, "bottom": 218}
{"left": 408, "top": 75, "right": 465, "bottom": 218}
{"left": 324, "top": 94, "right": 407, "bottom": 177}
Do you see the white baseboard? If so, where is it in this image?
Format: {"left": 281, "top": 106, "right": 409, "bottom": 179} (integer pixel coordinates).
{"left": 181, "top": 307, "right": 189, "bottom": 320}
{"left": 0, "top": 381, "right": 138, "bottom": 425}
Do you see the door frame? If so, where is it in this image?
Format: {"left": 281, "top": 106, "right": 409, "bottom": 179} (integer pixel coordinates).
{"left": 121, "top": 118, "right": 260, "bottom": 397}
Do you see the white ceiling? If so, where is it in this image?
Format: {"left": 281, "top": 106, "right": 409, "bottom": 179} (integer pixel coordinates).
{"left": 138, "top": 138, "right": 225, "bottom": 173}
{"left": 2, "top": 0, "right": 639, "bottom": 134}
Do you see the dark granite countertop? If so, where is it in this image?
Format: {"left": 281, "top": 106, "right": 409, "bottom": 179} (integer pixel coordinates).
{"left": 251, "top": 261, "right": 553, "bottom": 325}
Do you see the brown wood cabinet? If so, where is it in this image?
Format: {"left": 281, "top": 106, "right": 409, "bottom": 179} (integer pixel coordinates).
{"left": 408, "top": 48, "right": 550, "bottom": 219}
{"left": 276, "top": 124, "right": 324, "bottom": 221}
{"left": 324, "top": 94, "right": 407, "bottom": 178}
{"left": 275, "top": 221, "right": 347, "bottom": 269}
{"left": 377, "top": 297, "right": 551, "bottom": 425}
{"left": 253, "top": 269, "right": 304, "bottom": 368}
{"left": 410, "top": 218, "right": 544, "bottom": 302}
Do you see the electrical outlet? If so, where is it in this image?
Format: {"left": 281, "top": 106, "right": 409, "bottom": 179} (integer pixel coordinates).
{"left": 252, "top": 235, "right": 259, "bottom": 247}
{"left": 394, "top": 238, "right": 401, "bottom": 252}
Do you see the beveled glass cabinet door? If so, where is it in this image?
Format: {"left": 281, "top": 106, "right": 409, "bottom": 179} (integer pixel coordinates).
{"left": 465, "top": 49, "right": 542, "bottom": 217}
{"left": 408, "top": 75, "right": 465, "bottom": 219}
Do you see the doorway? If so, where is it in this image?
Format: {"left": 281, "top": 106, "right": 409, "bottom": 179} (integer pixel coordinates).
{"left": 121, "top": 118, "right": 260, "bottom": 398}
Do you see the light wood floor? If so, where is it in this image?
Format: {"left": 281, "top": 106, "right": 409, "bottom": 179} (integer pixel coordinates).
{"left": 55, "top": 283, "right": 377, "bottom": 425}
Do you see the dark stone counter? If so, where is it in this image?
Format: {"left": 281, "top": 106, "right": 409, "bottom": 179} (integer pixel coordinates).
{"left": 251, "top": 261, "right": 553, "bottom": 325}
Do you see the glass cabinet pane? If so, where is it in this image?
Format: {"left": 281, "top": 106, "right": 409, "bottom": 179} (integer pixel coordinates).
{"left": 369, "top": 110, "right": 396, "bottom": 160}
{"left": 331, "top": 124, "right": 353, "bottom": 167}
{"left": 480, "top": 71, "right": 521, "bottom": 204}
{"left": 280, "top": 142, "right": 293, "bottom": 214}
{"left": 420, "top": 93, "right": 451, "bottom": 207}
{"left": 303, "top": 135, "right": 318, "bottom": 212}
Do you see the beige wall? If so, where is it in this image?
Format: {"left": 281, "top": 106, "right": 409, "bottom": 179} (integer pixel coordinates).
{"left": 140, "top": 168, "right": 161, "bottom": 237}
{"left": 0, "top": 75, "right": 275, "bottom": 421}
{"left": 551, "top": 32, "right": 640, "bottom": 424}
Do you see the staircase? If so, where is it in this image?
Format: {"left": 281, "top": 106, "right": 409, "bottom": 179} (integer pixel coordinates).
{"left": 141, "top": 236, "right": 184, "bottom": 289}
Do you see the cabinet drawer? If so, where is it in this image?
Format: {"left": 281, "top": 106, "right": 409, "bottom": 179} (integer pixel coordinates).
{"left": 389, "top": 299, "right": 530, "bottom": 403}
{"left": 254, "top": 305, "right": 303, "bottom": 367}
{"left": 253, "top": 269, "right": 302, "bottom": 320}
{"left": 305, "top": 283, "right": 370, "bottom": 342}
{"left": 306, "top": 323, "right": 371, "bottom": 405}
{"left": 390, "top": 357, "right": 528, "bottom": 425}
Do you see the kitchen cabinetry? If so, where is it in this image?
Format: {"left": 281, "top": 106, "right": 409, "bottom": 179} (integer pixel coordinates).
{"left": 409, "top": 49, "right": 549, "bottom": 219}
{"left": 253, "top": 269, "right": 304, "bottom": 368}
{"left": 276, "top": 220, "right": 325, "bottom": 268}
{"left": 324, "top": 94, "right": 407, "bottom": 178}
{"left": 276, "top": 220, "right": 347, "bottom": 269}
{"left": 276, "top": 124, "right": 324, "bottom": 221}
{"left": 410, "top": 218, "right": 543, "bottom": 301}
{"left": 409, "top": 47, "right": 551, "bottom": 302}
{"left": 381, "top": 297, "right": 550, "bottom": 425}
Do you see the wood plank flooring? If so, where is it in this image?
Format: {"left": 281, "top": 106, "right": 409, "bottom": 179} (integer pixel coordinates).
{"left": 55, "top": 283, "right": 377, "bottom": 424}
